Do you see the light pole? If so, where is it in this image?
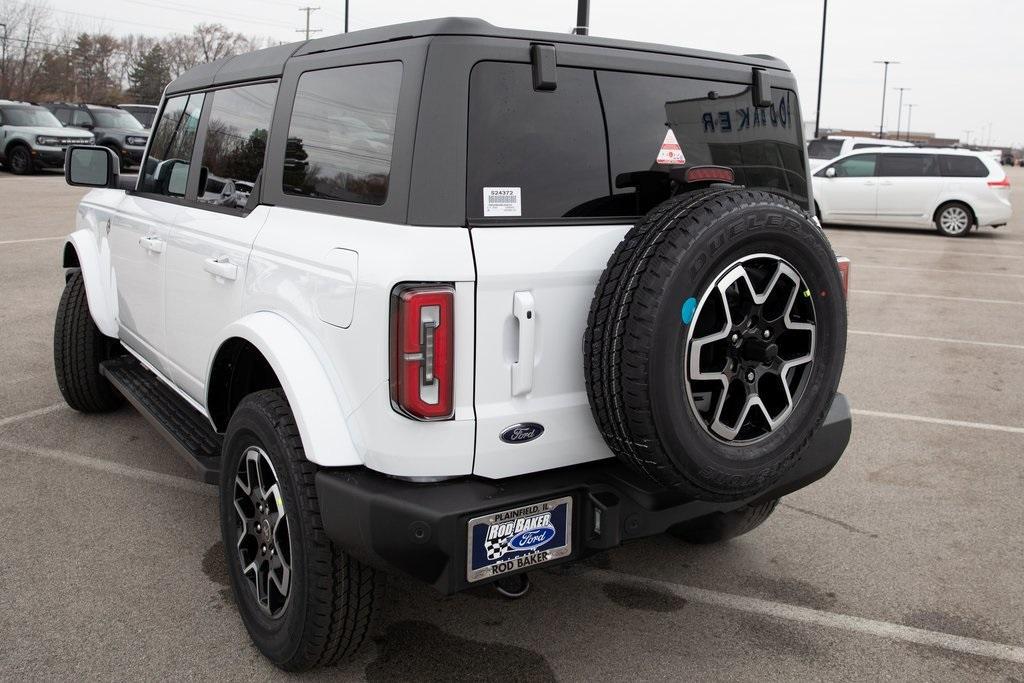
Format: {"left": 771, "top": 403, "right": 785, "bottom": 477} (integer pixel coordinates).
{"left": 962, "top": 129, "right": 972, "bottom": 147}
{"left": 904, "top": 104, "right": 916, "bottom": 142}
{"left": 873, "top": 60, "right": 899, "bottom": 138}
{"left": 893, "top": 87, "right": 910, "bottom": 140}
{"left": 813, "top": 0, "right": 828, "bottom": 138}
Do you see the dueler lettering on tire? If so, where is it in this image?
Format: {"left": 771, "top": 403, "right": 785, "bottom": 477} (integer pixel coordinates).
{"left": 584, "top": 189, "right": 847, "bottom": 501}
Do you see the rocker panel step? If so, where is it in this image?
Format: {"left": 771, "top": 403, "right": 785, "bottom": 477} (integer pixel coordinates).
{"left": 100, "top": 355, "right": 221, "bottom": 484}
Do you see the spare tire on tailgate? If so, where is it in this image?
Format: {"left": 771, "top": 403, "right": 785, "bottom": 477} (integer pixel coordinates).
{"left": 584, "top": 188, "right": 847, "bottom": 501}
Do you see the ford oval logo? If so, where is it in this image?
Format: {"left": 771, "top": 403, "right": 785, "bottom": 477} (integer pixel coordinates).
{"left": 508, "top": 525, "right": 556, "bottom": 551}
{"left": 499, "top": 423, "right": 544, "bottom": 444}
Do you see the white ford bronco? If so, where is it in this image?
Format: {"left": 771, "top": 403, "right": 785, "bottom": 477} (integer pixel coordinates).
{"left": 55, "top": 19, "right": 851, "bottom": 671}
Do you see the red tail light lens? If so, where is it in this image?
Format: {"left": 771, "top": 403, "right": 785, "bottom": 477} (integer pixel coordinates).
{"left": 390, "top": 284, "right": 454, "bottom": 421}
{"left": 988, "top": 176, "right": 1010, "bottom": 188}
{"left": 836, "top": 256, "right": 851, "bottom": 298}
{"left": 684, "top": 165, "right": 735, "bottom": 184}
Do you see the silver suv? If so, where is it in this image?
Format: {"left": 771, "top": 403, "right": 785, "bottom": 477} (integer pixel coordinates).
{"left": 0, "top": 100, "right": 94, "bottom": 175}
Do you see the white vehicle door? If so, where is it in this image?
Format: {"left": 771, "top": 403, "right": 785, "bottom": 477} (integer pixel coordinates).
{"left": 816, "top": 153, "right": 879, "bottom": 223}
{"left": 161, "top": 82, "right": 278, "bottom": 403}
{"left": 875, "top": 153, "right": 942, "bottom": 226}
{"left": 112, "top": 92, "right": 205, "bottom": 372}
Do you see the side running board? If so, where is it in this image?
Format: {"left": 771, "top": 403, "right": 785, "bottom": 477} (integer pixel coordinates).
{"left": 100, "top": 355, "right": 221, "bottom": 484}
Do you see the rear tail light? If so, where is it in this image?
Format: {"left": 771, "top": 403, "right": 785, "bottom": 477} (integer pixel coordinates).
{"left": 988, "top": 176, "right": 1010, "bottom": 188}
{"left": 836, "top": 256, "right": 851, "bottom": 298}
{"left": 390, "top": 284, "right": 454, "bottom": 421}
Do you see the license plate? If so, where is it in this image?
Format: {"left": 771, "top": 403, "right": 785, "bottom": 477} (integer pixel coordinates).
{"left": 466, "top": 496, "right": 573, "bottom": 582}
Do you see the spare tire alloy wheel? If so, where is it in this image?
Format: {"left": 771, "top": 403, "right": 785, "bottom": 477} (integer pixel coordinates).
{"left": 233, "top": 445, "right": 292, "bottom": 617}
{"left": 686, "top": 254, "right": 815, "bottom": 443}
{"left": 584, "top": 189, "right": 847, "bottom": 501}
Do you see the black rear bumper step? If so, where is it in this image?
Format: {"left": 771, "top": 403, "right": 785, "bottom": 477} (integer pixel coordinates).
{"left": 316, "top": 394, "right": 853, "bottom": 595}
{"left": 100, "top": 355, "right": 221, "bottom": 483}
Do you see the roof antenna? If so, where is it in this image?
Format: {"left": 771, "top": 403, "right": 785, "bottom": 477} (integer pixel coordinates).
{"left": 572, "top": 0, "right": 590, "bottom": 35}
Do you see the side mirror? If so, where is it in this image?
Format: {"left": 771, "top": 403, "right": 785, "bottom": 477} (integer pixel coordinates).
{"left": 65, "top": 145, "right": 119, "bottom": 188}
{"left": 154, "top": 159, "right": 191, "bottom": 197}
{"left": 825, "top": 167, "right": 837, "bottom": 178}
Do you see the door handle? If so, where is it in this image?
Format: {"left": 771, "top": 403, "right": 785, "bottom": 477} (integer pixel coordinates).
{"left": 879, "top": 180, "right": 894, "bottom": 186}
{"left": 511, "top": 291, "right": 535, "bottom": 396}
{"left": 863, "top": 181, "right": 876, "bottom": 186}
{"left": 138, "top": 236, "right": 164, "bottom": 254}
{"left": 204, "top": 256, "right": 238, "bottom": 281}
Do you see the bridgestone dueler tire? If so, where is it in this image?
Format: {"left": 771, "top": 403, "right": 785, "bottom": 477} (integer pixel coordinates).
{"left": 669, "top": 498, "right": 779, "bottom": 544}
{"left": 220, "top": 389, "right": 384, "bottom": 671}
{"left": 584, "top": 189, "right": 847, "bottom": 501}
{"left": 53, "top": 270, "right": 124, "bottom": 412}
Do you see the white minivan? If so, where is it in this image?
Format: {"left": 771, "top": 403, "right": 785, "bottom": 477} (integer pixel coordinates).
{"left": 812, "top": 148, "right": 1012, "bottom": 236}
{"left": 807, "top": 135, "right": 913, "bottom": 171}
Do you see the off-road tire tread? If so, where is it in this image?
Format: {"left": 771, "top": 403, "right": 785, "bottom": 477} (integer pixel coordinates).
{"left": 53, "top": 270, "right": 123, "bottom": 412}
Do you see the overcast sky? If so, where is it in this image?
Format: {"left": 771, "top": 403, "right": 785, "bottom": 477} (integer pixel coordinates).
{"left": 39, "top": 0, "right": 1024, "bottom": 147}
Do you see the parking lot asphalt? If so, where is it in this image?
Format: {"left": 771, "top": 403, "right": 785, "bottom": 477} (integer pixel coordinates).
{"left": 1, "top": 169, "right": 1023, "bottom": 681}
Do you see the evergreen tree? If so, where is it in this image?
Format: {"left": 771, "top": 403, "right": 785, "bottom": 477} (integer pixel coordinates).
{"left": 127, "top": 45, "right": 171, "bottom": 103}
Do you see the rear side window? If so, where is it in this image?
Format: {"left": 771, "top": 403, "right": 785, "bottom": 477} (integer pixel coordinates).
{"left": 876, "top": 153, "right": 938, "bottom": 177}
{"left": 139, "top": 93, "right": 205, "bottom": 197}
{"left": 939, "top": 155, "right": 988, "bottom": 177}
{"left": 197, "top": 82, "right": 278, "bottom": 210}
{"left": 467, "top": 63, "right": 608, "bottom": 219}
{"left": 809, "top": 139, "right": 844, "bottom": 158}
{"left": 831, "top": 154, "right": 877, "bottom": 177}
{"left": 283, "top": 62, "right": 402, "bottom": 205}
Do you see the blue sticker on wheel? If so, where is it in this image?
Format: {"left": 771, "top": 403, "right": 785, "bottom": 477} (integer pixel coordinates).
{"left": 466, "top": 496, "right": 573, "bottom": 582}
{"left": 681, "top": 297, "right": 697, "bottom": 325}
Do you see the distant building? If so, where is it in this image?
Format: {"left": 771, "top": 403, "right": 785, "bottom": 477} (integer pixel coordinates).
{"left": 820, "top": 128, "right": 960, "bottom": 147}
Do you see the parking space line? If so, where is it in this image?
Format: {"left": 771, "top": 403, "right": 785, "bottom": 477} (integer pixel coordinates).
{"left": 851, "top": 329, "right": 1024, "bottom": 351}
{"left": 0, "top": 236, "right": 65, "bottom": 246}
{"left": 852, "top": 289, "right": 1024, "bottom": 306}
{"left": 856, "top": 264, "right": 1024, "bottom": 280}
{"left": 0, "top": 403, "right": 65, "bottom": 429}
{"left": 587, "top": 569, "right": 1024, "bottom": 665}
{"left": 0, "top": 441, "right": 214, "bottom": 496}
{"left": 851, "top": 409, "right": 1024, "bottom": 435}
{"left": 828, "top": 244, "right": 1024, "bottom": 260}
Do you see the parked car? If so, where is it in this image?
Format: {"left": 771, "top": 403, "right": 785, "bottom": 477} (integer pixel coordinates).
{"left": 55, "top": 18, "right": 852, "bottom": 670}
{"left": 43, "top": 103, "right": 149, "bottom": 171}
{"left": 807, "top": 135, "right": 914, "bottom": 171}
{"left": 813, "top": 147, "right": 1012, "bottom": 237}
{"left": 117, "top": 103, "right": 159, "bottom": 129}
{"left": 0, "top": 100, "right": 94, "bottom": 175}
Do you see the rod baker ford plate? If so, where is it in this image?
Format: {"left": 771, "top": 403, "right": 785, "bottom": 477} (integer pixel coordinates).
{"left": 466, "top": 496, "right": 573, "bottom": 582}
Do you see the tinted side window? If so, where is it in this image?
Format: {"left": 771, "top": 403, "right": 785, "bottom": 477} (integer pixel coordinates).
{"left": 71, "top": 110, "right": 92, "bottom": 127}
{"left": 53, "top": 108, "right": 71, "bottom": 125}
{"left": 808, "top": 139, "right": 843, "bottom": 158}
{"left": 283, "top": 62, "right": 401, "bottom": 205}
{"left": 939, "top": 155, "right": 988, "bottom": 177}
{"left": 197, "top": 82, "right": 277, "bottom": 210}
{"left": 876, "top": 154, "right": 937, "bottom": 177}
{"left": 832, "top": 154, "right": 877, "bottom": 177}
{"left": 139, "top": 93, "right": 205, "bottom": 197}
{"left": 467, "top": 62, "right": 608, "bottom": 220}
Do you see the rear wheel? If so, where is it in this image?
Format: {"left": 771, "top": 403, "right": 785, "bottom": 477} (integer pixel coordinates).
{"left": 669, "top": 498, "right": 779, "bottom": 543}
{"left": 8, "top": 145, "right": 33, "bottom": 175}
{"left": 220, "top": 389, "right": 383, "bottom": 671}
{"left": 935, "top": 202, "right": 973, "bottom": 237}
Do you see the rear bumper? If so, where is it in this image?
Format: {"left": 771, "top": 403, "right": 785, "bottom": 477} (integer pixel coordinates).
{"left": 316, "top": 393, "right": 852, "bottom": 595}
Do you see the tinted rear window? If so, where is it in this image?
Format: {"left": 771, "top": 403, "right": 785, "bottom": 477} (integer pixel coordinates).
{"left": 876, "top": 153, "right": 938, "bottom": 177}
{"left": 808, "top": 139, "right": 843, "bottom": 159}
{"left": 467, "top": 63, "right": 808, "bottom": 221}
{"left": 938, "top": 155, "right": 988, "bottom": 177}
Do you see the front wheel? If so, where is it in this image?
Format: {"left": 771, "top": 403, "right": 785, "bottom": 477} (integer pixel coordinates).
{"left": 935, "top": 202, "right": 973, "bottom": 237}
{"left": 220, "top": 389, "right": 383, "bottom": 671}
{"left": 8, "top": 145, "right": 33, "bottom": 175}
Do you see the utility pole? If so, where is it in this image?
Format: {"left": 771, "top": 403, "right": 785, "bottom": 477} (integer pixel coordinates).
{"left": 962, "top": 129, "right": 972, "bottom": 147}
{"left": 904, "top": 104, "right": 915, "bottom": 142}
{"left": 296, "top": 7, "right": 322, "bottom": 41}
{"left": 813, "top": 0, "right": 828, "bottom": 138}
{"left": 573, "top": 0, "right": 590, "bottom": 35}
{"left": 873, "top": 60, "right": 899, "bottom": 138}
{"left": 893, "top": 87, "right": 910, "bottom": 140}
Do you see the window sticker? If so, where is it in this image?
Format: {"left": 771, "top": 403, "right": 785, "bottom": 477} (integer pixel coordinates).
{"left": 483, "top": 187, "right": 522, "bottom": 217}
{"left": 656, "top": 129, "right": 686, "bottom": 165}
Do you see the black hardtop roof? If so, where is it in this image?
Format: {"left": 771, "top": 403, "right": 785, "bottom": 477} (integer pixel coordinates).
{"left": 165, "top": 17, "right": 788, "bottom": 95}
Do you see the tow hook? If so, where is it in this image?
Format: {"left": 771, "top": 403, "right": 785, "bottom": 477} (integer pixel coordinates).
{"left": 494, "top": 573, "right": 531, "bottom": 599}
